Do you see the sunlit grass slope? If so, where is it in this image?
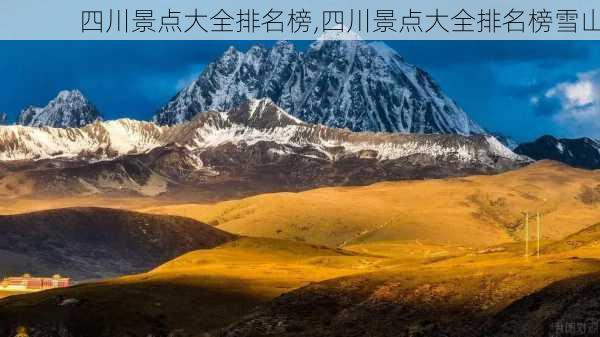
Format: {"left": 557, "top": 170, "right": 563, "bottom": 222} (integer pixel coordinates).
{"left": 142, "top": 161, "right": 600, "bottom": 248}
{"left": 0, "top": 237, "right": 384, "bottom": 335}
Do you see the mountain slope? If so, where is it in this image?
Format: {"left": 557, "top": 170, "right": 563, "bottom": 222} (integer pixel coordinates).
{"left": 0, "top": 207, "right": 236, "bottom": 279}
{"left": 154, "top": 40, "right": 484, "bottom": 135}
{"left": 221, "top": 256, "right": 600, "bottom": 337}
{"left": 541, "top": 221, "right": 600, "bottom": 255}
{"left": 0, "top": 99, "right": 525, "bottom": 198}
{"left": 0, "top": 118, "right": 166, "bottom": 161}
{"left": 483, "top": 272, "right": 600, "bottom": 337}
{"left": 515, "top": 135, "right": 600, "bottom": 169}
{"left": 0, "top": 112, "right": 7, "bottom": 125}
{"left": 16, "top": 90, "right": 101, "bottom": 128}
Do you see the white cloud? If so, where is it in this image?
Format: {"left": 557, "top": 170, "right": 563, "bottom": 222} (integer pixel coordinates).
{"left": 563, "top": 80, "right": 594, "bottom": 106}
{"left": 541, "top": 70, "right": 600, "bottom": 138}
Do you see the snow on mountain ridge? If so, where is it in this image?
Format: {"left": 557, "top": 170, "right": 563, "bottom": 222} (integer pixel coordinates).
{"left": 16, "top": 90, "right": 102, "bottom": 128}
{"left": 173, "top": 99, "right": 518, "bottom": 162}
{"left": 0, "top": 119, "right": 167, "bottom": 161}
{"left": 1, "top": 99, "right": 521, "bottom": 165}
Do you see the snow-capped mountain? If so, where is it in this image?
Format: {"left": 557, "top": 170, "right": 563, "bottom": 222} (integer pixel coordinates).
{"left": 154, "top": 40, "right": 484, "bottom": 135}
{"left": 1, "top": 98, "right": 517, "bottom": 163}
{"left": 0, "top": 99, "right": 525, "bottom": 197}
{"left": 515, "top": 135, "right": 600, "bottom": 170}
{"left": 16, "top": 90, "right": 102, "bottom": 128}
{"left": 0, "top": 112, "right": 7, "bottom": 125}
{"left": 0, "top": 119, "right": 166, "bottom": 161}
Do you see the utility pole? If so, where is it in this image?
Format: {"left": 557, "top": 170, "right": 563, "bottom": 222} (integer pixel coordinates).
{"left": 536, "top": 211, "right": 541, "bottom": 259}
{"left": 524, "top": 212, "right": 529, "bottom": 259}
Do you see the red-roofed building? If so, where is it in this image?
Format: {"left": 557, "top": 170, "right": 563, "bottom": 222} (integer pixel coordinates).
{"left": 0, "top": 274, "right": 70, "bottom": 291}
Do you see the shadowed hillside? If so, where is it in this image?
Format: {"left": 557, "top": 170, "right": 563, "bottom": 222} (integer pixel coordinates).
{"left": 0, "top": 237, "right": 382, "bottom": 337}
{"left": 221, "top": 256, "right": 600, "bottom": 337}
{"left": 483, "top": 272, "right": 600, "bottom": 337}
{"left": 0, "top": 207, "right": 236, "bottom": 279}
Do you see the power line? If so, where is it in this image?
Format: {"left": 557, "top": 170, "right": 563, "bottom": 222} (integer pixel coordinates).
{"left": 537, "top": 211, "right": 541, "bottom": 259}
{"left": 524, "top": 212, "right": 529, "bottom": 260}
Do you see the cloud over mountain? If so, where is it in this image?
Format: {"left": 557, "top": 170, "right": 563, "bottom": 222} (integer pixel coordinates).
{"left": 532, "top": 70, "right": 600, "bottom": 138}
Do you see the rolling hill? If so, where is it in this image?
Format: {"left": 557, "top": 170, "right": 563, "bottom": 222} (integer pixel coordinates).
{"left": 483, "top": 271, "right": 600, "bottom": 337}
{"left": 142, "top": 161, "right": 600, "bottom": 248}
{"left": 0, "top": 160, "right": 598, "bottom": 336}
{"left": 0, "top": 237, "right": 383, "bottom": 336}
{"left": 4, "top": 234, "right": 600, "bottom": 337}
{"left": 0, "top": 207, "right": 236, "bottom": 279}
{"left": 2, "top": 205, "right": 600, "bottom": 336}
{"left": 221, "top": 254, "right": 600, "bottom": 337}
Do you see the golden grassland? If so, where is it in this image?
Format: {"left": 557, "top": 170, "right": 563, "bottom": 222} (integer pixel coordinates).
{"left": 141, "top": 161, "right": 600, "bottom": 248}
{"left": 0, "top": 237, "right": 386, "bottom": 333}
{"left": 0, "top": 161, "right": 599, "bottom": 335}
{"left": 2, "top": 161, "right": 596, "bottom": 250}
{"left": 3, "top": 233, "right": 600, "bottom": 335}
{"left": 140, "top": 237, "right": 386, "bottom": 296}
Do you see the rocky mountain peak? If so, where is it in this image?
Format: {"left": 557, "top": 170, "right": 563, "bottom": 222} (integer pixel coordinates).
{"left": 16, "top": 89, "right": 102, "bottom": 128}
{"left": 153, "top": 40, "right": 484, "bottom": 136}
{"left": 58, "top": 89, "right": 80, "bottom": 98}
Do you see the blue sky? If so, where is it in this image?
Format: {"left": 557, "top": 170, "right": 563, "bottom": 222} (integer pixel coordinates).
{"left": 1, "top": 40, "right": 599, "bottom": 141}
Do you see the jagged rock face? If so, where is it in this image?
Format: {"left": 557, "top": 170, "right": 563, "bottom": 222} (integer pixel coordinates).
{"left": 154, "top": 40, "right": 484, "bottom": 135}
{"left": 0, "top": 112, "right": 7, "bottom": 125}
{"left": 0, "top": 99, "right": 525, "bottom": 198}
{"left": 515, "top": 135, "right": 600, "bottom": 170}
{"left": 16, "top": 90, "right": 102, "bottom": 128}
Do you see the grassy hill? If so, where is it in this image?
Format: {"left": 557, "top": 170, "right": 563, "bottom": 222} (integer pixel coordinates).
{"left": 221, "top": 252, "right": 600, "bottom": 337}
{"left": 541, "top": 222, "right": 600, "bottom": 256}
{"left": 142, "top": 161, "right": 600, "bottom": 248}
{"left": 3, "top": 224, "right": 600, "bottom": 336}
{"left": 0, "top": 161, "right": 599, "bottom": 336}
{"left": 0, "top": 207, "right": 236, "bottom": 279}
{"left": 482, "top": 271, "right": 600, "bottom": 337}
{"left": 0, "top": 237, "right": 383, "bottom": 336}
